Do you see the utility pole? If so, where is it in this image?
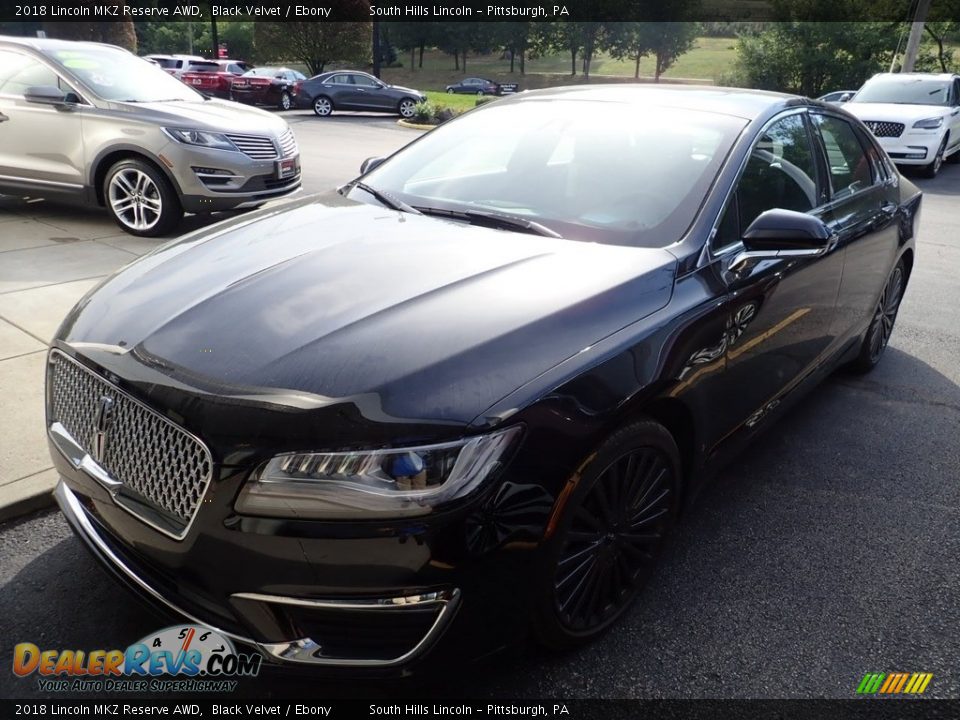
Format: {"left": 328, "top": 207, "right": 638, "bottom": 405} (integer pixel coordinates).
{"left": 900, "top": 0, "right": 932, "bottom": 72}
{"left": 372, "top": 21, "right": 381, "bottom": 78}
{"left": 211, "top": 17, "right": 219, "bottom": 59}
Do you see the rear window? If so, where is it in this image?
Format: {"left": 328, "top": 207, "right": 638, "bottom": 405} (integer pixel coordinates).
{"left": 186, "top": 62, "right": 219, "bottom": 73}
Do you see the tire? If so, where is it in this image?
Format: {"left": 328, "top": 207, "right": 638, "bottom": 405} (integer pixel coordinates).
{"left": 312, "top": 95, "right": 333, "bottom": 117}
{"left": 532, "top": 420, "right": 681, "bottom": 650}
{"left": 920, "top": 136, "right": 946, "bottom": 178}
{"left": 279, "top": 91, "right": 292, "bottom": 111}
{"left": 446, "top": 88, "right": 455, "bottom": 94}
{"left": 946, "top": 135, "right": 960, "bottom": 164}
{"left": 398, "top": 98, "right": 417, "bottom": 119}
{"left": 103, "top": 158, "right": 182, "bottom": 237}
{"left": 847, "top": 259, "right": 907, "bottom": 374}
{"left": 477, "top": 90, "right": 485, "bottom": 97}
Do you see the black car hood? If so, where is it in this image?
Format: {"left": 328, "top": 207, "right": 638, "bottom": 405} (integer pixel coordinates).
{"left": 60, "top": 198, "right": 676, "bottom": 426}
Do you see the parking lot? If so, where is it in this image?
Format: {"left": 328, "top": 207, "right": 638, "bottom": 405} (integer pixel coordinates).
{"left": 1, "top": 114, "right": 959, "bottom": 699}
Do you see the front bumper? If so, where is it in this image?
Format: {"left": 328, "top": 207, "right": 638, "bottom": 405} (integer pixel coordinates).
{"left": 55, "top": 479, "right": 461, "bottom": 668}
{"left": 160, "top": 140, "right": 301, "bottom": 212}
{"left": 874, "top": 130, "right": 943, "bottom": 165}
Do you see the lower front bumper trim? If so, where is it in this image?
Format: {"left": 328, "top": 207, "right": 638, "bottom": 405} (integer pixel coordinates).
{"left": 54, "top": 480, "right": 460, "bottom": 668}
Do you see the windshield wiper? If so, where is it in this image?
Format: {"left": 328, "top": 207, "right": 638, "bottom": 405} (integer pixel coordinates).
{"left": 347, "top": 181, "right": 421, "bottom": 215}
{"left": 415, "top": 206, "right": 562, "bottom": 238}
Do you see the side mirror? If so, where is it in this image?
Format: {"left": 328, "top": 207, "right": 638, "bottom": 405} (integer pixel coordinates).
{"left": 360, "top": 156, "right": 385, "bottom": 174}
{"left": 839, "top": 92, "right": 852, "bottom": 103}
{"left": 743, "top": 208, "right": 832, "bottom": 251}
{"left": 730, "top": 209, "right": 836, "bottom": 275}
{"left": 24, "top": 85, "right": 68, "bottom": 106}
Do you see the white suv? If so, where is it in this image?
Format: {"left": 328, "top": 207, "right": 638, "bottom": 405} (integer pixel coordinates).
{"left": 844, "top": 73, "right": 960, "bottom": 178}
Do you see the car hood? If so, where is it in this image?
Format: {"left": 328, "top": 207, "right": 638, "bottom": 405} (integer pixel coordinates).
{"left": 845, "top": 102, "right": 952, "bottom": 122}
{"left": 387, "top": 84, "right": 423, "bottom": 96}
{"left": 58, "top": 197, "right": 676, "bottom": 426}
{"left": 107, "top": 98, "right": 289, "bottom": 135}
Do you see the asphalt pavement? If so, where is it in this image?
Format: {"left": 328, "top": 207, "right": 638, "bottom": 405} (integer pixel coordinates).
{"left": 1, "top": 114, "right": 958, "bottom": 700}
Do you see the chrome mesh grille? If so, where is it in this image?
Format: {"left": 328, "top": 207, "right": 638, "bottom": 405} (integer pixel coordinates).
{"left": 225, "top": 132, "right": 278, "bottom": 159}
{"left": 278, "top": 129, "right": 298, "bottom": 158}
{"left": 49, "top": 352, "right": 212, "bottom": 535}
{"left": 863, "top": 121, "right": 904, "bottom": 138}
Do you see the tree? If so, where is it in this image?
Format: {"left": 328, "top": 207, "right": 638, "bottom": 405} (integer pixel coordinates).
{"left": 255, "top": 21, "right": 369, "bottom": 75}
{"left": 734, "top": 21, "right": 899, "bottom": 96}
{"left": 389, "top": 21, "right": 435, "bottom": 70}
{"left": 38, "top": 1, "right": 137, "bottom": 52}
{"left": 923, "top": 22, "right": 959, "bottom": 72}
{"left": 606, "top": 22, "right": 650, "bottom": 79}
{"left": 534, "top": 22, "right": 606, "bottom": 78}
{"left": 643, "top": 22, "right": 700, "bottom": 81}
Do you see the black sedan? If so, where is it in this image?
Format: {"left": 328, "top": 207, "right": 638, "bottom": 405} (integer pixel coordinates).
{"left": 295, "top": 70, "right": 426, "bottom": 118}
{"left": 48, "top": 86, "right": 919, "bottom": 672}
{"left": 445, "top": 76, "right": 518, "bottom": 96}
{"left": 230, "top": 66, "right": 306, "bottom": 110}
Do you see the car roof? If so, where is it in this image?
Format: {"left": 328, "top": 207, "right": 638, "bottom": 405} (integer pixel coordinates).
{"left": 867, "top": 72, "right": 959, "bottom": 81}
{"left": 0, "top": 34, "right": 124, "bottom": 54}
{"left": 494, "top": 84, "right": 807, "bottom": 120}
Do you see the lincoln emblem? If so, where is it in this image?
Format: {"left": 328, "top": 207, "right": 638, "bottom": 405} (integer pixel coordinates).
{"left": 92, "top": 395, "right": 116, "bottom": 463}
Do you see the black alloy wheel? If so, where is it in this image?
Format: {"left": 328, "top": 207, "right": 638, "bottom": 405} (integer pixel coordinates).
{"left": 534, "top": 420, "right": 680, "bottom": 649}
{"left": 279, "top": 91, "right": 292, "bottom": 111}
{"left": 849, "top": 259, "right": 906, "bottom": 373}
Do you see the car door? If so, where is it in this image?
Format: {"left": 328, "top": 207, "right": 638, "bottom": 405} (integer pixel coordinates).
{"left": 709, "top": 110, "right": 845, "bottom": 447}
{"left": 322, "top": 73, "right": 356, "bottom": 108}
{"left": 0, "top": 49, "right": 87, "bottom": 196}
{"left": 809, "top": 112, "right": 901, "bottom": 341}
{"left": 350, "top": 72, "right": 390, "bottom": 110}
{"left": 949, "top": 77, "right": 960, "bottom": 156}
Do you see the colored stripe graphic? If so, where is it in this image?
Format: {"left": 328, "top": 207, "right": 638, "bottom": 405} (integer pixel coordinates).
{"left": 857, "top": 673, "right": 886, "bottom": 694}
{"left": 857, "top": 672, "right": 932, "bottom": 694}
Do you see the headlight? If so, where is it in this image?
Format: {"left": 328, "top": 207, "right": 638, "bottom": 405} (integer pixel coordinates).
{"left": 163, "top": 128, "right": 237, "bottom": 151}
{"left": 912, "top": 117, "right": 944, "bottom": 130}
{"left": 235, "top": 426, "right": 523, "bottom": 519}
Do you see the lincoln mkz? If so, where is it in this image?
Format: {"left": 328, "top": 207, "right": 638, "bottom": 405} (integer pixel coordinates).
{"left": 48, "top": 86, "right": 920, "bottom": 672}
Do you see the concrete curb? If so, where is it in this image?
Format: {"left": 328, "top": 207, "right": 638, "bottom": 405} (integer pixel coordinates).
{"left": 0, "top": 480, "right": 56, "bottom": 524}
{"left": 396, "top": 119, "right": 437, "bottom": 131}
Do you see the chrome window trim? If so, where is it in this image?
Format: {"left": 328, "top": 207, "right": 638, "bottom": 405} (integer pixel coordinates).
{"left": 702, "top": 107, "right": 811, "bottom": 263}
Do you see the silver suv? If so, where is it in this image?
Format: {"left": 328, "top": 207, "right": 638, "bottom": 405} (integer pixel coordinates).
{"left": 0, "top": 36, "right": 300, "bottom": 236}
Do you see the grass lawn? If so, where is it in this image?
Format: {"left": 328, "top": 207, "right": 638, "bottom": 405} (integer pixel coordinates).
{"left": 422, "top": 91, "right": 483, "bottom": 112}
{"left": 381, "top": 37, "right": 739, "bottom": 93}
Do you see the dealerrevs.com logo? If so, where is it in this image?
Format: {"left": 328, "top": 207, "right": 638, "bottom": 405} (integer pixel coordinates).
{"left": 12, "top": 625, "right": 261, "bottom": 693}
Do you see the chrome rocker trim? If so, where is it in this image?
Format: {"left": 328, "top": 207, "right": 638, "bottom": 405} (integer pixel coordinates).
{"left": 54, "top": 480, "right": 461, "bottom": 667}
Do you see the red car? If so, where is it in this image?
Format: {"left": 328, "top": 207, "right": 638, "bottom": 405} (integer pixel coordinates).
{"left": 230, "top": 66, "right": 306, "bottom": 111}
{"left": 179, "top": 59, "right": 249, "bottom": 99}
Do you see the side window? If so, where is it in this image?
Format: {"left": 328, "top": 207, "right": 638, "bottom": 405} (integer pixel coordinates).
{"left": 0, "top": 54, "right": 59, "bottom": 96}
{"left": 711, "top": 114, "right": 819, "bottom": 252}
{"left": 329, "top": 74, "right": 352, "bottom": 85}
{"left": 352, "top": 74, "right": 379, "bottom": 88}
{"left": 812, "top": 114, "right": 874, "bottom": 199}
{"left": 953, "top": 79, "right": 960, "bottom": 106}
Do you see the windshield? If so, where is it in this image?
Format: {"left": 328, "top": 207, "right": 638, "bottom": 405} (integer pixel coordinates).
{"left": 853, "top": 77, "right": 952, "bottom": 106}
{"left": 46, "top": 46, "right": 204, "bottom": 102}
{"left": 358, "top": 99, "right": 744, "bottom": 248}
{"left": 245, "top": 67, "right": 279, "bottom": 77}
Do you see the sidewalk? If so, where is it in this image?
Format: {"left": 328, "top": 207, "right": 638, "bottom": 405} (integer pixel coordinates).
{"left": 0, "top": 196, "right": 215, "bottom": 522}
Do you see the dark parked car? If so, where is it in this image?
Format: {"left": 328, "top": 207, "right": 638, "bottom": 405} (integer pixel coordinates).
{"left": 231, "top": 66, "right": 306, "bottom": 110}
{"left": 50, "top": 86, "right": 919, "bottom": 671}
{"left": 295, "top": 70, "right": 426, "bottom": 118}
{"left": 445, "top": 76, "right": 518, "bottom": 96}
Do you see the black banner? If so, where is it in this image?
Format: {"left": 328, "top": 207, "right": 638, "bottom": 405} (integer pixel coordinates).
{"left": 0, "top": 0, "right": 947, "bottom": 24}
{"left": 2, "top": 699, "right": 959, "bottom": 720}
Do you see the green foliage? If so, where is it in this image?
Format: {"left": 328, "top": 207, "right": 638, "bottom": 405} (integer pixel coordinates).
{"left": 254, "top": 21, "right": 369, "bottom": 75}
{"left": 731, "top": 21, "right": 899, "bottom": 96}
